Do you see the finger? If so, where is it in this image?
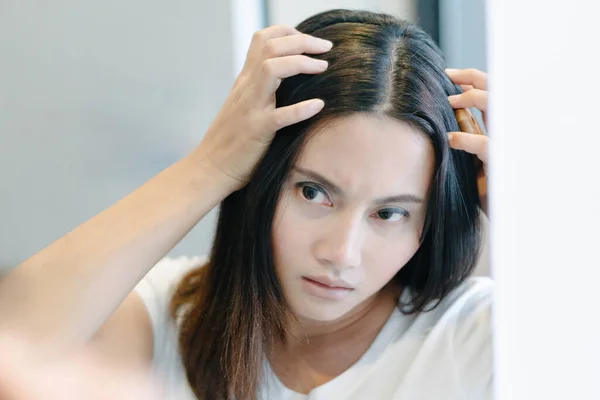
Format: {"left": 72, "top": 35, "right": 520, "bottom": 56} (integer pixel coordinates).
{"left": 261, "top": 55, "right": 328, "bottom": 95}
{"left": 448, "top": 89, "right": 487, "bottom": 112}
{"left": 263, "top": 34, "right": 333, "bottom": 59}
{"left": 252, "top": 24, "right": 300, "bottom": 44}
{"left": 272, "top": 99, "right": 325, "bottom": 130}
{"left": 445, "top": 68, "right": 487, "bottom": 90}
{"left": 460, "top": 84, "right": 474, "bottom": 92}
{"left": 246, "top": 25, "right": 301, "bottom": 66}
{"left": 448, "top": 131, "right": 488, "bottom": 164}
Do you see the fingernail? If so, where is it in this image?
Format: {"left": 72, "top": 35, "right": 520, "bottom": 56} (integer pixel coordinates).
{"left": 445, "top": 68, "right": 458, "bottom": 73}
{"left": 448, "top": 132, "right": 454, "bottom": 141}
{"left": 319, "top": 39, "right": 333, "bottom": 49}
{"left": 310, "top": 99, "right": 325, "bottom": 111}
{"left": 448, "top": 95, "right": 459, "bottom": 104}
{"left": 317, "top": 59, "right": 328, "bottom": 69}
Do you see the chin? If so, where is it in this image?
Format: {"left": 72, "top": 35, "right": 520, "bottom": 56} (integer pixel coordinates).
{"left": 295, "top": 308, "right": 347, "bottom": 322}
{"left": 287, "top": 295, "right": 357, "bottom": 322}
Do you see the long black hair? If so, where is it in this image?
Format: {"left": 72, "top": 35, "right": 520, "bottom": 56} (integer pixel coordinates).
{"left": 171, "top": 9, "right": 482, "bottom": 400}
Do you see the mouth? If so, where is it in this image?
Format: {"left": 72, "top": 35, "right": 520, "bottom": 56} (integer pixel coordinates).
{"left": 301, "top": 276, "right": 355, "bottom": 300}
{"left": 302, "top": 276, "right": 354, "bottom": 290}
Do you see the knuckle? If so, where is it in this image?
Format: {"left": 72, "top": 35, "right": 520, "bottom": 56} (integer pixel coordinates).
{"left": 473, "top": 90, "right": 488, "bottom": 104}
{"left": 261, "top": 59, "right": 275, "bottom": 75}
{"left": 481, "top": 136, "right": 489, "bottom": 152}
{"left": 252, "top": 30, "right": 266, "bottom": 43}
{"left": 453, "top": 132, "right": 465, "bottom": 145}
{"left": 297, "top": 55, "right": 310, "bottom": 68}
{"left": 275, "top": 24, "right": 293, "bottom": 32}
{"left": 465, "top": 90, "right": 479, "bottom": 101}
{"left": 466, "top": 68, "right": 488, "bottom": 83}
{"left": 465, "top": 68, "right": 480, "bottom": 76}
{"left": 301, "top": 33, "right": 314, "bottom": 46}
{"left": 271, "top": 111, "right": 286, "bottom": 129}
{"left": 291, "top": 106, "right": 302, "bottom": 122}
{"left": 263, "top": 40, "right": 277, "bottom": 58}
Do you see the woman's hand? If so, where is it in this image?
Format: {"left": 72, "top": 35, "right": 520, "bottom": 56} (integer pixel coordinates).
{"left": 0, "top": 333, "right": 160, "bottom": 400}
{"left": 195, "top": 25, "right": 332, "bottom": 192}
{"left": 445, "top": 68, "right": 489, "bottom": 215}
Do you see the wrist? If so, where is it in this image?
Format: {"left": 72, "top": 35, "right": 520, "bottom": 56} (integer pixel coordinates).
{"left": 185, "top": 148, "right": 242, "bottom": 197}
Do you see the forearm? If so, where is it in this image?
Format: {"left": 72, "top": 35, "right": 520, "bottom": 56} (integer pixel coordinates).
{"left": 0, "top": 150, "right": 232, "bottom": 348}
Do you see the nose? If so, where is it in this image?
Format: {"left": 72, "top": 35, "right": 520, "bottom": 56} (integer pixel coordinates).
{"left": 313, "top": 212, "right": 363, "bottom": 271}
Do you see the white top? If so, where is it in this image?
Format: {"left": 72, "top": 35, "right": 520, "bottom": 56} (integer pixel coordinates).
{"left": 135, "top": 256, "right": 493, "bottom": 400}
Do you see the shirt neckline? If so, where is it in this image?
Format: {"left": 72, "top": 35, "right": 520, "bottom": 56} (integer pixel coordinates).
{"left": 264, "top": 305, "right": 405, "bottom": 399}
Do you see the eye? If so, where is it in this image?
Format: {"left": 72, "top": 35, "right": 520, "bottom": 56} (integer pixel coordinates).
{"left": 374, "top": 208, "right": 409, "bottom": 222}
{"left": 296, "top": 183, "right": 332, "bottom": 206}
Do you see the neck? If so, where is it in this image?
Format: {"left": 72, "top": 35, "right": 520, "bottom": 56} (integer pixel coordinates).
{"left": 283, "top": 282, "right": 402, "bottom": 346}
{"left": 267, "top": 282, "right": 402, "bottom": 392}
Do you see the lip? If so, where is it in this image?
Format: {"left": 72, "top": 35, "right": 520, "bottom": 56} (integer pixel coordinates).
{"left": 301, "top": 276, "right": 354, "bottom": 301}
{"left": 303, "top": 275, "right": 354, "bottom": 290}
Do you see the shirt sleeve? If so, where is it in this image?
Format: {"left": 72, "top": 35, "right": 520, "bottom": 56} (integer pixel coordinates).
{"left": 134, "top": 255, "right": 208, "bottom": 366}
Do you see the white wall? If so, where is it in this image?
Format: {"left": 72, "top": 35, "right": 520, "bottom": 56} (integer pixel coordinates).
{"left": 268, "top": 0, "right": 416, "bottom": 26}
{"left": 232, "top": 0, "right": 265, "bottom": 76}
{"left": 490, "top": 1, "right": 600, "bottom": 398}
{"left": 0, "top": 0, "right": 234, "bottom": 270}
{"left": 440, "top": 0, "right": 487, "bottom": 71}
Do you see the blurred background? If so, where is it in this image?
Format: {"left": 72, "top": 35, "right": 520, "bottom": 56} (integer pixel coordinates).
{"left": 0, "top": 0, "right": 486, "bottom": 272}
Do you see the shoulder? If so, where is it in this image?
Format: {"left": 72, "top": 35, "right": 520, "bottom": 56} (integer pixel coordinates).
{"left": 433, "top": 277, "right": 494, "bottom": 396}
{"left": 134, "top": 255, "right": 208, "bottom": 343}
{"left": 137, "top": 255, "right": 209, "bottom": 294}
{"left": 421, "top": 277, "right": 493, "bottom": 349}
{"left": 133, "top": 256, "right": 208, "bottom": 370}
{"left": 402, "top": 277, "right": 493, "bottom": 332}
{"left": 90, "top": 256, "right": 208, "bottom": 370}
{"left": 438, "top": 276, "right": 493, "bottom": 321}
{"left": 397, "top": 278, "right": 494, "bottom": 397}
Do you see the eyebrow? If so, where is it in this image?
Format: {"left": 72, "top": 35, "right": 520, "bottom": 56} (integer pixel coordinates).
{"left": 292, "top": 166, "right": 425, "bottom": 205}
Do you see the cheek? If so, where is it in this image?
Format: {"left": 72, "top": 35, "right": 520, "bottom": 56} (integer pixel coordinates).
{"left": 365, "top": 231, "right": 421, "bottom": 285}
{"left": 272, "top": 189, "right": 317, "bottom": 244}
{"left": 271, "top": 198, "right": 308, "bottom": 275}
{"left": 271, "top": 211, "right": 287, "bottom": 276}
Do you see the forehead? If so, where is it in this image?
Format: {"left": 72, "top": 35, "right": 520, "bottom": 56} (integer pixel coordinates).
{"left": 296, "top": 113, "right": 435, "bottom": 197}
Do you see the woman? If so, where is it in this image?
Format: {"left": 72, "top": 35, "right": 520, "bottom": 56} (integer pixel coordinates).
{"left": 0, "top": 9, "right": 492, "bottom": 400}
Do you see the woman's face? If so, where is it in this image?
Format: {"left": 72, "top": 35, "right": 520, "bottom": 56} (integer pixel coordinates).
{"left": 272, "top": 113, "right": 435, "bottom": 323}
